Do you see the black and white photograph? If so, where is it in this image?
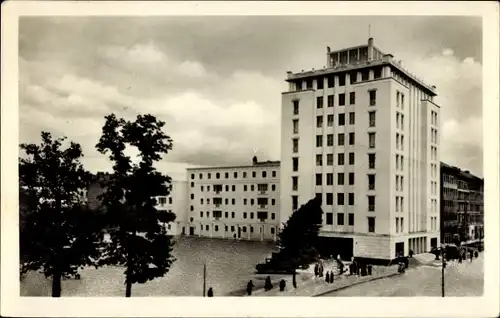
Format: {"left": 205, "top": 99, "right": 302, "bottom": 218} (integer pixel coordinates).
{"left": 1, "top": 1, "right": 499, "bottom": 317}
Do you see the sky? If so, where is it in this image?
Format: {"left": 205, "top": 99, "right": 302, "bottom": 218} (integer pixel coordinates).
{"left": 18, "top": 16, "right": 483, "bottom": 180}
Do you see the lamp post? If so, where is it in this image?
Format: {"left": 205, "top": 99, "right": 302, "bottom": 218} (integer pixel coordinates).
{"left": 441, "top": 246, "right": 446, "bottom": 297}
{"left": 202, "top": 264, "right": 206, "bottom": 297}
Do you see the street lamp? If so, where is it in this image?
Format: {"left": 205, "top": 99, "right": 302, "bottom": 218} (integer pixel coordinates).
{"left": 440, "top": 245, "right": 447, "bottom": 297}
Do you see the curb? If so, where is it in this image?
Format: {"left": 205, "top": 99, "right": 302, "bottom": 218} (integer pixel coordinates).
{"left": 313, "top": 272, "right": 401, "bottom": 297}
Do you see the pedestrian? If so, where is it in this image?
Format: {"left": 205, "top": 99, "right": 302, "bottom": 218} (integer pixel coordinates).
{"left": 246, "top": 280, "right": 254, "bottom": 296}
{"left": 319, "top": 263, "right": 324, "bottom": 277}
{"left": 469, "top": 250, "right": 474, "bottom": 262}
{"left": 279, "top": 279, "right": 286, "bottom": 292}
{"left": 458, "top": 253, "right": 462, "bottom": 263}
{"left": 207, "top": 287, "right": 214, "bottom": 297}
{"left": 329, "top": 271, "right": 334, "bottom": 283}
{"left": 314, "top": 263, "right": 319, "bottom": 277}
{"left": 409, "top": 249, "right": 414, "bottom": 258}
{"left": 325, "top": 271, "right": 330, "bottom": 283}
{"left": 264, "top": 276, "right": 273, "bottom": 291}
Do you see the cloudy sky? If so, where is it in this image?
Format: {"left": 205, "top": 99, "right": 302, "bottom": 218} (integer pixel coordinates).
{"left": 19, "top": 16, "right": 483, "bottom": 180}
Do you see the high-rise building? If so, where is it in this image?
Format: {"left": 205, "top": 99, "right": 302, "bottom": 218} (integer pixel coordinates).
{"left": 440, "top": 162, "right": 484, "bottom": 244}
{"left": 280, "top": 38, "right": 441, "bottom": 261}
{"left": 186, "top": 157, "right": 280, "bottom": 241}
{"left": 155, "top": 180, "right": 189, "bottom": 236}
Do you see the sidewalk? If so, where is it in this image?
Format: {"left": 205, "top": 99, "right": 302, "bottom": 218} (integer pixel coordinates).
{"left": 249, "top": 260, "right": 400, "bottom": 297}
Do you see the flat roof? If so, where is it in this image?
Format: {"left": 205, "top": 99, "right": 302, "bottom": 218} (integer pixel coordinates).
{"left": 187, "top": 161, "right": 280, "bottom": 171}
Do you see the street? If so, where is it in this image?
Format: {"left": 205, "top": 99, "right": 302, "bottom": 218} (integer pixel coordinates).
{"left": 319, "top": 253, "right": 483, "bottom": 297}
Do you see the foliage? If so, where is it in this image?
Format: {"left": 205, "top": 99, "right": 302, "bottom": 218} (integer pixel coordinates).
{"left": 95, "top": 114, "right": 176, "bottom": 297}
{"left": 277, "top": 197, "right": 323, "bottom": 267}
{"left": 19, "top": 132, "right": 99, "bottom": 296}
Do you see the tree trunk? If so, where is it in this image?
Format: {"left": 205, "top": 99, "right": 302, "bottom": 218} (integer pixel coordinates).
{"left": 52, "top": 271, "right": 62, "bottom": 297}
{"left": 292, "top": 269, "right": 297, "bottom": 288}
{"left": 125, "top": 279, "right": 132, "bottom": 297}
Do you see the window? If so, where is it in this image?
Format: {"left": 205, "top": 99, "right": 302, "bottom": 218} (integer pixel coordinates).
{"left": 337, "top": 193, "right": 345, "bottom": 205}
{"left": 368, "top": 217, "right": 375, "bottom": 232}
{"left": 315, "top": 193, "right": 322, "bottom": 202}
{"left": 243, "top": 212, "right": 247, "bottom": 219}
{"left": 348, "top": 172, "right": 355, "bottom": 185}
{"left": 326, "top": 193, "right": 333, "bottom": 205}
{"left": 328, "top": 76, "right": 334, "bottom": 88}
{"left": 225, "top": 185, "right": 229, "bottom": 192}
{"left": 234, "top": 172, "right": 238, "bottom": 178}
{"left": 317, "top": 77, "right": 324, "bottom": 89}
{"left": 250, "top": 212, "right": 254, "bottom": 219}
{"left": 251, "top": 185, "right": 255, "bottom": 191}
{"left": 306, "top": 79, "right": 313, "bottom": 89}
{"left": 293, "top": 139, "right": 299, "bottom": 153}
{"left": 327, "top": 173, "right": 333, "bottom": 185}
{"left": 225, "top": 198, "right": 229, "bottom": 205}
{"left": 349, "top": 112, "right": 355, "bottom": 125}
{"left": 243, "top": 172, "right": 247, "bottom": 178}
{"left": 338, "top": 153, "right": 345, "bottom": 166}
{"left": 397, "top": 91, "right": 400, "bottom": 107}
{"left": 339, "top": 93, "right": 346, "bottom": 106}
{"left": 293, "top": 100, "right": 299, "bottom": 115}
{"left": 316, "top": 174, "right": 322, "bottom": 186}
{"left": 349, "top": 152, "right": 355, "bottom": 165}
{"left": 272, "top": 171, "right": 276, "bottom": 177}
{"left": 244, "top": 198, "right": 247, "bottom": 205}
{"left": 349, "top": 133, "right": 355, "bottom": 145}
{"left": 199, "top": 173, "right": 203, "bottom": 179}
{"left": 252, "top": 171, "right": 256, "bottom": 178}
{"left": 368, "top": 195, "right": 375, "bottom": 211}
{"left": 190, "top": 182, "right": 194, "bottom": 187}
{"left": 208, "top": 173, "right": 211, "bottom": 179}
{"left": 191, "top": 173, "right": 195, "bottom": 180}
{"left": 272, "top": 199, "right": 276, "bottom": 205}
{"left": 369, "top": 90, "right": 377, "bottom": 106}
{"left": 326, "top": 213, "right": 333, "bottom": 225}
{"left": 349, "top": 92, "right": 355, "bottom": 105}
{"left": 316, "top": 135, "right": 323, "bottom": 147}
{"left": 232, "top": 198, "right": 236, "bottom": 205}
{"left": 401, "top": 94, "right": 404, "bottom": 109}
{"left": 337, "top": 213, "right": 345, "bottom": 225}
{"left": 316, "top": 116, "right": 323, "bottom": 128}
{"left": 190, "top": 193, "right": 194, "bottom": 200}
{"left": 338, "top": 133, "right": 345, "bottom": 146}
{"left": 327, "top": 154, "right": 334, "bottom": 166}
{"left": 271, "top": 213, "right": 276, "bottom": 220}
{"left": 206, "top": 225, "right": 209, "bottom": 231}
{"left": 348, "top": 213, "right": 354, "bottom": 226}
{"left": 316, "top": 154, "right": 323, "bottom": 166}
{"left": 272, "top": 184, "right": 276, "bottom": 191}
{"left": 200, "top": 211, "right": 204, "bottom": 218}
{"left": 225, "top": 172, "right": 229, "bottom": 179}
{"left": 293, "top": 119, "right": 299, "bottom": 133}
{"left": 225, "top": 211, "right": 229, "bottom": 218}
{"left": 317, "top": 96, "right": 324, "bottom": 109}
{"left": 201, "top": 185, "right": 204, "bottom": 192}
{"left": 232, "top": 185, "right": 236, "bottom": 191}
{"left": 292, "top": 195, "right": 298, "bottom": 210}
{"left": 231, "top": 212, "right": 235, "bottom": 218}
{"left": 337, "top": 172, "right": 345, "bottom": 186}
{"left": 338, "top": 113, "right": 345, "bottom": 126}
{"left": 190, "top": 205, "right": 194, "bottom": 211}
{"left": 262, "top": 171, "right": 267, "bottom": 178}
{"left": 396, "top": 133, "right": 400, "bottom": 150}
{"left": 292, "top": 157, "right": 299, "bottom": 171}
{"left": 369, "top": 111, "right": 376, "bottom": 127}
{"left": 339, "top": 75, "right": 345, "bottom": 86}
{"left": 244, "top": 185, "right": 248, "bottom": 191}
{"left": 327, "top": 114, "right": 334, "bottom": 126}
{"left": 348, "top": 193, "right": 354, "bottom": 205}
{"left": 350, "top": 71, "right": 357, "bottom": 84}
{"left": 368, "top": 174, "right": 376, "bottom": 190}
{"left": 328, "top": 95, "right": 334, "bottom": 107}
{"left": 401, "top": 135, "right": 404, "bottom": 150}
{"left": 369, "top": 132, "right": 376, "bottom": 148}
{"left": 368, "top": 153, "right": 376, "bottom": 169}
{"left": 292, "top": 176, "right": 298, "bottom": 191}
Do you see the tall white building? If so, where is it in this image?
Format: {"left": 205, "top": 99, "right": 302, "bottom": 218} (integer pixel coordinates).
{"left": 186, "top": 157, "right": 280, "bottom": 241}
{"left": 155, "top": 180, "right": 189, "bottom": 236}
{"left": 280, "top": 38, "right": 441, "bottom": 261}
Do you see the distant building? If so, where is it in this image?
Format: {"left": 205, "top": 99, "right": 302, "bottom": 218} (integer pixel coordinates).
{"left": 280, "top": 38, "right": 441, "bottom": 261}
{"left": 186, "top": 157, "right": 280, "bottom": 241}
{"left": 440, "top": 162, "right": 484, "bottom": 244}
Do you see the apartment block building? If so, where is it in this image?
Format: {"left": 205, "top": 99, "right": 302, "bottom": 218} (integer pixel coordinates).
{"left": 186, "top": 157, "right": 280, "bottom": 241}
{"left": 280, "top": 38, "right": 441, "bottom": 261}
{"left": 440, "top": 162, "right": 484, "bottom": 244}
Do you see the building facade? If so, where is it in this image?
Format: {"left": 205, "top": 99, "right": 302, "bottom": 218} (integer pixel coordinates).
{"left": 186, "top": 157, "right": 280, "bottom": 241}
{"left": 280, "top": 38, "right": 441, "bottom": 261}
{"left": 440, "top": 162, "right": 484, "bottom": 244}
{"left": 155, "top": 180, "right": 189, "bottom": 236}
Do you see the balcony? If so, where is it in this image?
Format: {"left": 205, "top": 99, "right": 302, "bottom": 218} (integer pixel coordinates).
{"left": 259, "top": 204, "right": 268, "bottom": 209}
{"left": 258, "top": 190, "right": 268, "bottom": 196}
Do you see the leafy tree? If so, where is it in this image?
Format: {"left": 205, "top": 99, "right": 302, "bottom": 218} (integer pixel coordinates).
{"left": 19, "top": 132, "right": 100, "bottom": 297}
{"left": 276, "top": 197, "right": 323, "bottom": 285}
{"left": 96, "top": 114, "right": 176, "bottom": 297}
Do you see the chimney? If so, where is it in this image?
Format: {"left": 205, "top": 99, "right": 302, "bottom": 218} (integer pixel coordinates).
{"left": 252, "top": 156, "right": 258, "bottom": 165}
{"left": 368, "top": 37, "right": 374, "bottom": 61}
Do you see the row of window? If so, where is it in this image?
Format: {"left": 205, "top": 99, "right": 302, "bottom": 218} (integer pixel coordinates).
{"left": 395, "top": 217, "right": 405, "bottom": 233}
{"left": 430, "top": 128, "right": 439, "bottom": 144}
{"left": 430, "top": 216, "right": 438, "bottom": 231}
{"left": 395, "top": 133, "right": 405, "bottom": 151}
{"left": 430, "top": 199, "right": 438, "bottom": 213}
{"left": 295, "top": 70, "right": 382, "bottom": 91}
{"left": 396, "top": 91, "right": 405, "bottom": 110}
{"left": 196, "top": 184, "right": 278, "bottom": 192}
{"left": 395, "top": 112, "right": 405, "bottom": 130}
{"left": 197, "top": 197, "right": 277, "bottom": 206}
{"left": 198, "top": 211, "right": 277, "bottom": 220}
{"left": 157, "top": 197, "right": 172, "bottom": 205}
{"left": 430, "top": 146, "right": 438, "bottom": 161}
{"left": 199, "top": 224, "right": 276, "bottom": 235}
{"left": 430, "top": 163, "right": 438, "bottom": 179}
{"left": 431, "top": 181, "right": 438, "bottom": 196}
{"left": 395, "top": 196, "right": 405, "bottom": 213}
{"left": 291, "top": 194, "right": 377, "bottom": 211}
{"left": 292, "top": 133, "right": 376, "bottom": 153}
{"left": 324, "top": 214, "right": 376, "bottom": 233}
{"left": 395, "top": 154, "right": 405, "bottom": 171}
{"left": 430, "top": 110, "right": 438, "bottom": 126}
{"left": 395, "top": 175, "right": 404, "bottom": 192}
{"left": 314, "top": 172, "right": 357, "bottom": 186}
{"left": 191, "top": 170, "right": 277, "bottom": 180}
{"left": 292, "top": 90, "right": 377, "bottom": 115}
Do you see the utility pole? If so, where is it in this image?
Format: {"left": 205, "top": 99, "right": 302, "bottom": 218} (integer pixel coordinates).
{"left": 441, "top": 247, "right": 446, "bottom": 297}
{"left": 202, "top": 264, "right": 206, "bottom": 297}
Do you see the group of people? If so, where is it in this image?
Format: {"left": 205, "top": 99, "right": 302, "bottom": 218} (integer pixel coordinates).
{"left": 314, "top": 262, "right": 335, "bottom": 283}
{"left": 246, "top": 277, "right": 287, "bottom": 296}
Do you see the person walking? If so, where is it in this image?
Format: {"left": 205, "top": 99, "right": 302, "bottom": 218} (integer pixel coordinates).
{"left": 279, "top": 279, "right": 286, "bottom": 292}
{"left": 329, "top": 271, "right": 334, "bottom": 283}
{"left": 314, "top": 263, "right": 319, "bottom": 278}
{"left": 207, "top": 287, "right": 214, "bottom": 297}
{"left": 264, "top": 276, "right": 273, "bottom": 291}
{"left": 325, "top": 271, "right": 330, "bottom": 283}
{"left": 246, "top": 280, "right": 254, "bottom": 296}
